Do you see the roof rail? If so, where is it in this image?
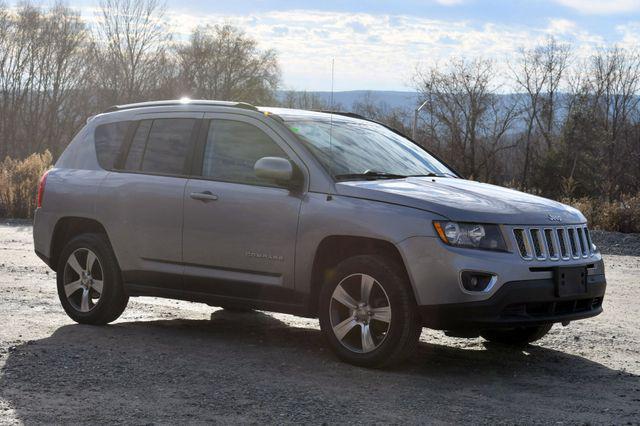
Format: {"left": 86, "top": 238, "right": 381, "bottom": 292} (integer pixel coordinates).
{"left": 317, "top": 110, "right": 366, "bottom": 120}
{"left": 101, "top": 100, "right": 258, "bottom": 114}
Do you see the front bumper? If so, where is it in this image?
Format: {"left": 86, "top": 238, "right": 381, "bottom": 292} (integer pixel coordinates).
{"left": 397, "top": 235, "right": 605, "bottom": 305}
{"left": 418, "top": 273, "right": 606, "bottom": 330}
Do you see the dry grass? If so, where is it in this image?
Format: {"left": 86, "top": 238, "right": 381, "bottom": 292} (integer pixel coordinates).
{"left": 563, "top": 195, "right": 640, "bottom": 234}
{"left": 0, "top": 151, "right": 52, "bottom": 219}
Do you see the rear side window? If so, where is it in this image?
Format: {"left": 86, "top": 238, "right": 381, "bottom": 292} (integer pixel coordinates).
{"left": 124, "top": 120, "right": 152, "bottom": 171}
{"left": 202, "top": 119, "right": 288, "bottom": 186}
{"left": 121, "top": 119, "right": 196, "bottom": 175}
{"left": 94, "top": 122, "right": 130, "bottom": 169}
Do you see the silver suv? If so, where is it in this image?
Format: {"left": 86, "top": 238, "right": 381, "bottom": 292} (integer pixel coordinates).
{"left": 33, "top": 100, "right": 607, "bottom": 367}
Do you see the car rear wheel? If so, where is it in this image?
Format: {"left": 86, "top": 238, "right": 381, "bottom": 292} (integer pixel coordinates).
{"left": 319, "top": 255, "right": 421, "bottom": 368}
{"left": 57, "top": 233, "right": 128, "bottom": 325}
{"left": 481, "top": 324, "right": 553, "bottom": 346}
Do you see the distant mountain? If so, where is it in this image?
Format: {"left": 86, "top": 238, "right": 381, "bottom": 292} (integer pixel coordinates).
{"left": 276, "top": 90, "right": 547, "bottom": 134}
{"left": 276, "top": 90, "right": 421, "bottom": 111}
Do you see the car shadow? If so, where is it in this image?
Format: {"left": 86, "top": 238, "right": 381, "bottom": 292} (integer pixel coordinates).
{"left": 1, "top": 310, "right": 638, "bottom": 423}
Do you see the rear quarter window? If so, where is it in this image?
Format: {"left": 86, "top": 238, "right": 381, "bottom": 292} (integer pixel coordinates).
{"left": 94, "top": 122, "right": 130, "bottom": 170}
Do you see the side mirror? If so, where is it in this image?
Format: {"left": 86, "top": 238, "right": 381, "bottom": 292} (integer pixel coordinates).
{"left": 254, "top": 156, "right": 295, "bottom": 183}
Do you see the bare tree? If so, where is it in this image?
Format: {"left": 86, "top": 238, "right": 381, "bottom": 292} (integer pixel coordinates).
{"left": 352, "top": 92, "right": 410, "bottom": 134}
{"left": 93, "top": 0, "right": 170, "bottom": 105}
{"left": 414, "top": 58, "right": 519, "bottom": 181}
{"left": 537, "top": 38, "right": 571, "bottom": 149}
{"left": 511, "top": 48, "right": 544, "bottom": 188}
{"left": 511, "top": 38, "right": 571, "bottom": 185}
{"left": 588, "top": 48, "right": 640, "bottom": 199}
{"left": 279, "top": 90, "right": 329, "bottom": 110}
{"left": 176, "top": 24, "right": 280, "bottom": 104}
{"left": 0, "top": 3, "right": 90, "bottom": 159}
{"left": 510, "top": 38, "right": 571, "bottom": 188}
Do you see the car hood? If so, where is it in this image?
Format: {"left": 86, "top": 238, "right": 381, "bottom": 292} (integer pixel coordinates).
{"left": 336, "top": 177, "right": 586, "bottom": 225}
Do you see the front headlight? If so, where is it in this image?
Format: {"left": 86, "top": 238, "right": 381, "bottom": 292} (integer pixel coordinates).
{"left": 433, "top": 221, "right": 507, "bottom": 251}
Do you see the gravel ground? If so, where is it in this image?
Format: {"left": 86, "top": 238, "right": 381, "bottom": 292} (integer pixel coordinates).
{"left": 591, "top": 230, "right": 640, "bottom": 257}
{"left": 0, "top": 222, "right": 639, "bottom": 424}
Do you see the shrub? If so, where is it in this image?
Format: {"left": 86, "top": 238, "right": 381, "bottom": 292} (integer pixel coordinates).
{"left": 562, "top": 195, "right": 640, "bottom": 233}
{"left": 0, "top": 151, "right": 53, "bottom": 219}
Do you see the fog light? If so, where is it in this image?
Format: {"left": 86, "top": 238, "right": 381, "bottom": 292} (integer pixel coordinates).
{"left": 461, "top": 271, "right": 495, "bottom": 292}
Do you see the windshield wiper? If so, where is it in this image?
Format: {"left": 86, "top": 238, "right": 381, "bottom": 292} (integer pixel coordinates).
{"left": 334, "top": 171, "right": 408, "bottom": 181}
{"left": 405, "top": 172, "right": 446, "bottom": 178}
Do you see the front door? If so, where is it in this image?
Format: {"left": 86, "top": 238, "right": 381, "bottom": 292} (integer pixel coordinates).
{"left": 182, "top": 114, "right": 305, "bottom": 306}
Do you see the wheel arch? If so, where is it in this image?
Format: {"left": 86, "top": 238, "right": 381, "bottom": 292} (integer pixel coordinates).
{"left": 50, "top": 217, "right": 114, "bottom": 270}
{"left": 308, "top": 235, "right": 414, "bottom": 316}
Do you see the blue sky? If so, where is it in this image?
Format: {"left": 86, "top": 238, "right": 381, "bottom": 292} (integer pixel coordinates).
{"left": 30, "top": 0, "right": 640, "bottom": 90}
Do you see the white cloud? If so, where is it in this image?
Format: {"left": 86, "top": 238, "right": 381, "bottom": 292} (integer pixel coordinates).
{"left": 544, "top": 18, "right": 604, "bottom": 46}
{"left": 92, "top": 8, "right": 611, "bottom": 91}
{"left": 434, "top": 0, "right": 466, "bottom": 5}
{"left": 546, "top": 18, "right": 577, "bottom": 34}
{"left": 615, "top": 22, "right": 640, "bottom": 47}
{"left": 555, "top": 0, "right": 640, "bottom": 15}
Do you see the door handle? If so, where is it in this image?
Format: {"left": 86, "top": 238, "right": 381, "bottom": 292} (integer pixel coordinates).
{"left": 190, "top": 191, "right": 218, "bottom": 202}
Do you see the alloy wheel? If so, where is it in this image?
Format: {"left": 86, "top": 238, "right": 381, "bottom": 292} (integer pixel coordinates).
{"left": 63, "top": 248, "right": 104, "bottom": 313}
{"left": 329, "top": 273, "right": 392, "bottom": 353}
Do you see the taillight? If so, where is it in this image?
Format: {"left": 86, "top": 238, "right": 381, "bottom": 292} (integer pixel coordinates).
{"left": 37, "top": 170, "right": 50, "bottom": 208}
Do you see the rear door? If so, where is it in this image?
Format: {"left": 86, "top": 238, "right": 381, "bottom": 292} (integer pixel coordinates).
{"left": 98, "top": 113, "right": 202, "bottom": 292}
{"left": 182, "top": 113, "right": 306, "bottom": 306}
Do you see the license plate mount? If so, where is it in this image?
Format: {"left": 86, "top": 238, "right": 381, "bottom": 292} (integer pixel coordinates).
{"left": 554, "top": 266, "right": 588, "bottom": 297}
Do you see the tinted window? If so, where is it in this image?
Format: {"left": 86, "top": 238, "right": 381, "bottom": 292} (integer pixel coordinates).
{"left": 124, "top": 120, "right": 152, "bottom": 171}
{"left": 202, "top": 120, "right": 288, "bottom": 186}
{"left": 94, "top": 122, "right": 130, "bottom": 169}
{"left": 140, "top": 119, "right": 196, "bottom": 175}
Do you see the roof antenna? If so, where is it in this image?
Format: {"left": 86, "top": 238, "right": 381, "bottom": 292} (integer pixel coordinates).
{"left": 329, "top": 58, "right": 335, "bottom": 177}
{"left": 330, "top": 57, "right": 335, "bottom": 111}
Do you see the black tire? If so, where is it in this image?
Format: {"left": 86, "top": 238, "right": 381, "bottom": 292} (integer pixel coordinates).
{"left": 481, "top": 324, "right": 553, "bottom": 346}
{"left": 318, "top": 255, "right": 422, "bottom": 368}
{"left": 56, "top": 233, "right": 128, "bottom": 325}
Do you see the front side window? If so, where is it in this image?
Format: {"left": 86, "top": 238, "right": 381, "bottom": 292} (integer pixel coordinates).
{"left": 121, "top": 118, "right": 196, "bottom": 175}
{"left": 94, "top": 121, "right": 130, "bottom": 170}
{"left": 286, "top": 118, "right": 455, "bottom": 180}
{"left": 202, "top": 119, "right": 288, "bottom": 186}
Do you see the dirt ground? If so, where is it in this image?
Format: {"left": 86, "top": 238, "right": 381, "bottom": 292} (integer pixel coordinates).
{"left": 0, "top": 221, "right": 638, "bottom": 424}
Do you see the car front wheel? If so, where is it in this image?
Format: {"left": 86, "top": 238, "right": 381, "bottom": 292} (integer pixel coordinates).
{"left": 319, "top": 255, "right": 422, "bottom": 368}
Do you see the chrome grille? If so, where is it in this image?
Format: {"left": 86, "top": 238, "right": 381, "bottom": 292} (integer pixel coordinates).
{"left": 514, "top": 229, "right": 528, "bottom": 258}
{"left": 584, "top": 228, "right": 593, "bottom": 252}
{"left": 544, "top": 229, "right": 556, "bottom": 258}
{"left": 530, "top": 229, "right": 543, "bottom": 258}
{"left": 557, "top": 229, "right": 568, "bottom": 258}
{"left": 577, "top": 228, "right": 588, "bottom": 256}
{"left": 568, "top": 228, "right": 578, "bottom": 257}
{"left": 512, "top": 225, "right": 594, "bottom": 261}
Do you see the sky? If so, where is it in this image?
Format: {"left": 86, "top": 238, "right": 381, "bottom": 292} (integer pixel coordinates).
{"left": 28, "top": 0, "right": 640, "bottom": 91}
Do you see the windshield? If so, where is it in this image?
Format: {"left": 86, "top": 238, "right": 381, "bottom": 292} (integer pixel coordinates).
{"left": 286, "top": 118, "right": 455, "bottom": 180}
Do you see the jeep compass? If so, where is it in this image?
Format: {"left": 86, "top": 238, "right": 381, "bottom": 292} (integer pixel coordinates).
{"left": 32, "top": 100, "right": 606, "bottom": 367}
